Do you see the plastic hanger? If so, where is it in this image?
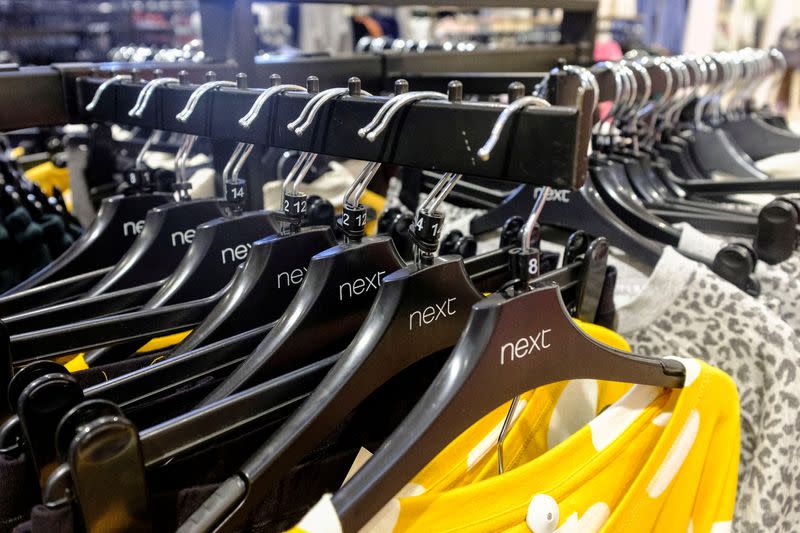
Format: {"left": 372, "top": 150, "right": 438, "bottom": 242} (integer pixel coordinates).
{"left": 87, "top": 79, "right": 229, "bottom": 294}
{"left": 326, "top": 190, "right": 687, "bottom": 533}
{"left": 0, "top": 266, "right": 114, "bottom": 318}
{"left": 470, "top": 70, "right": 665, "bottom": 267}
{"left": 173, "top": 88, "right": 613, "bottom": 532}
{"left": 597, "top": 61, "right": 763, "bottom": 237}
{"left": 77, "top": 74, "right": 281, "bottom": 364}
{"left": 720, "top": 49, "right": 800, "bottom": 160}
{"left": 689, "top": 53, "right": 770, "bottom": 179}
{"left": 0, "top": 107, "right": 230, "bottom": 331}
{"left": 196, "top": 79, "right": 421, "bottom": 405}
{"left": 2, "top": 75, "right": 174, "bottom": 296}
{"left": 169, "top": 76, "right": 352, "bottom": 355}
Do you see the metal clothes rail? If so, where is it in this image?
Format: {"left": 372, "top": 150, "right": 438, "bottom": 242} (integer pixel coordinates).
{"left": 75, "top": 76, "right": 584, "bottom": 188}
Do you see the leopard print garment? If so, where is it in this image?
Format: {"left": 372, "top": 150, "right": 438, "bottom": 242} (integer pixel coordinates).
{"left": 754, "top": 254, "right": 800, "bottom": 334}
{"left": 617, "top": 247, "right": 800, "bottom": 532}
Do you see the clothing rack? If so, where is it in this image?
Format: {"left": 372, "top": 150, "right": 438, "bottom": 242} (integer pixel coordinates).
{"left": 200, "top": 0, "right": 598, "bottom": 75}
{"left": 74, "top": 75, "right": 584, "bottom": 187}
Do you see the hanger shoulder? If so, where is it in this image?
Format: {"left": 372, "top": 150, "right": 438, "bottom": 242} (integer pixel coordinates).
{"left": 333, "top": 286, "right": 685, "bottom": 531}
{"left": 198, "top": 236, "right": 405, "bottom": 406}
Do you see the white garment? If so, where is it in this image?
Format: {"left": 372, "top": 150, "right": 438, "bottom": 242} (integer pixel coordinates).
{"left": 262, "top": 161, "right": 357, "bottom": 211}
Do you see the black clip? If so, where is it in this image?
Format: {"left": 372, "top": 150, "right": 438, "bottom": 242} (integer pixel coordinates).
{"left": 563, "top": 230, "right": 590, "bottom": 266}
{"left": 378, "top": 208, "right": 414, "bottom": 261}
{"left": 64, "top": 403, "right": 152, "bottom": 532}
{"left": 499, "top": 216, "right": 524, "bottom": 248}
{"left": 755, "top": 198, "right": 799, "bottom": 265}
{"left": 712, "top": 243, "right": 761, "bottom": 296}
{"left": 17, "top": 372, "right": 85, "bottom": 489}
{"left": 439, "top": 230, "right": 477, "bottom": 259}
{"left": 575, "top": 237, "right": 609, "bottom": 322}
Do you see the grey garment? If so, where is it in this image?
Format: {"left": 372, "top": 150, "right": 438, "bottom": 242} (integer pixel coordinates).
{"left": 616, "top": 247, "right": 800, "bottom": 532}
{"left": 676, "top": 223, "right": 800, "bottom": 333}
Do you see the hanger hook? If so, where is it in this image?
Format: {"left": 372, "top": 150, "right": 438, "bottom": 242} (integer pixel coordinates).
{"left": 477, "top": 95, "right": 550, "bottom": 161}
{"left": 134, "top": 129, "right": 163, "bottom": 171}
{"left": 175, "top": 134, "right": 198, "bottom": 186}
{"left": 176, "top": 79, "right": 236, "bottom": 122}
{"left": 239, "top": 82, "right": 307, "bottom": 129}
{"left": 129, "top": 76, "right": 179, "bottom": 117}
{"left": 359, "top": 91, "right": 448, "bottom": 142}
{"left": 222, "top": 142, "right": 248, "bottom": 184}
{"left": 343, "top": 161, "right": 382, "bottom": 209}
{"left": 288, "top": 83, "right": 373, "bottom": 137}
{"left": 85, "top": 74, "right": 131, "bottom": 111}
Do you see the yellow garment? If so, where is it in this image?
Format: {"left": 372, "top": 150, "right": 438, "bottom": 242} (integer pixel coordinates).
{"left": 25, "top": 161, "right": 74, "bottom": 212}
{"left": 25, "top": 161, "right": 70, "bottom": 196}
{"left": 361, "top": 190, "right": 385, "bottom": 236}
{"left": 63, "top": 331, "right": 191, "bottom": 372}
{"left": 290, "top": 351, "right": 739, "bottom": 532}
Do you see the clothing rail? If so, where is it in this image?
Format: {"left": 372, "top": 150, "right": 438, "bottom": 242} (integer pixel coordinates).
{"left": 75, "top": 76, "right": 585, "bottom": 188}
{"left": 0, "top": 62, "right": 238, "bottom": 131}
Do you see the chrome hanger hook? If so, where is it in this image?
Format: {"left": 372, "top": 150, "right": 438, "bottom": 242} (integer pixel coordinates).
{"left": 288, "top": 83, "right": 373, "bottom": 136}
{"left": 239, "top": 83, "right": 307, "bottom": 129}
{"left": 343, "top": 161, "right": 382, "bottom": 209}
{"left": 359, "top": 91, "right": 448, "bottom": 141}
{"left": 477, "top": 95, "right": 550, "bottom": 161}
{"left": 176, "top": 79, "right": 236, "bottom": 122}
{"left": 134, "top": 129, "right": 163, "bottom": 171}
{"left": 129, "top": 76, "right": 179, "bottom": 117}
{"left": 175, "top": 134, "right": 199, "bottom": 185}
{"left": 222, "top": 142, "right": 249, "bottom": 184}
{"left": 85, "top": 74, "right": 132, "bottom": 111}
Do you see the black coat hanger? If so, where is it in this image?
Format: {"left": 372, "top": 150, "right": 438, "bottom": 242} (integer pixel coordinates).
{"left": 86, "top": 196, "right": 228, "bottom": 296}
{"left": 78, "top": 209, "right": 279, "bottom": 365}
{"left": 0, "top": 266, "right": 114, "bottom": 317}
{"left": 1, "top": 192, "right": 173, "bottom": 295}
{"left": 7, "top": 285, "right": 226, "bottom": 365}
{"left": 327, "top": 235, "right": 685, "bottom": 531}
{"left": 171, "top": 226, "right": 337, "bottom": 355}
{"left": 191, "top": 80, "right": 441, "bottom": 405}
{"left": 196, "top": 236, "right": 406, "bottom": 405}
{"left": 2, "top": 280, "right": 163, "bottom": 334}
{"left": 60, "top": 242, "right": 516, "bottom": 419}
{"left": 331, "top": 281, "right": 686, "bottom": 531}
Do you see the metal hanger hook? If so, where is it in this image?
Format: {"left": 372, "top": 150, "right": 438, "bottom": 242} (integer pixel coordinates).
{"left": 420, "top": 172, "right": 462, "bottom": 215}
{"left": 477, "top": 95, "right": 550, "bottom": 161}
{"left": 288, "top": 86, "right": 373, "bottom": 136}
{"left": 134, "top": 129, "right": 163, "bottom": 171}
{"left": 358, "top": 91, "right": 448, "bottom": 141}
{"left": 239, "top": 84, "right": 307, "bottom": 129}
{"left": 222, "top": 142, "right": 254, "bottom": 185}
{"left": 280, "top": 152, "right": 317, "bottom": 199}
{"left": 176, "top": 80, "right": 236, "bottom": 122}
{"left": 85, "top": 74, "right": 132, "bottom": 111}
{"left": 343, "top": 161, "right": 382, "bottom": 209}
{"left": 129, "top": 77, "right": 179, "bottom": 117}
{"left": 175, "top": 134, "right": 199, "bottom": 184}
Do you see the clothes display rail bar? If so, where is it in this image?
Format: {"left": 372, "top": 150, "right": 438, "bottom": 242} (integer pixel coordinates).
{"left": 73, "top": 75, "right": 583, "bottom": 187}
{"left": 199, "top": 0, "right": 597, "bottom": 72}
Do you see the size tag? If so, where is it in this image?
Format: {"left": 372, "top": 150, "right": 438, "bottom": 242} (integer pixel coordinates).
{"left": 342, "top": 447, "right": 373, "bottom": 486}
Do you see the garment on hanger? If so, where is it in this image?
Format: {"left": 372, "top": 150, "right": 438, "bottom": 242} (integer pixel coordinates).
{"left": 615, "top": 246, "right": 800, "bottom": 531}
{"left": 291, "top": 358, "right": 738, "bottom": 533}
{"left": 675, "top": 223, "right": 800, "bottom": 332}
{"left": 1, "top": 321, "right": 630, "bottom": 532}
